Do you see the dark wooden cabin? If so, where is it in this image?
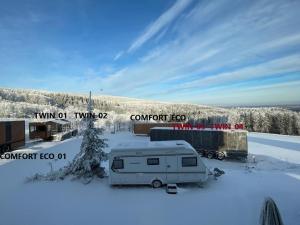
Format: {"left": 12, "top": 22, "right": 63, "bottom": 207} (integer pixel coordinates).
{"left": 29, "top": 119, "right": 71, "bottom": 140}
{"left": 0, "top": 120, "right": 25, "bottom": 154}
{"left": 29, "top": 122, "right": 52, "bottom": 140}
{"left": 133, "top": 122, "right": 180, "bottom": 135}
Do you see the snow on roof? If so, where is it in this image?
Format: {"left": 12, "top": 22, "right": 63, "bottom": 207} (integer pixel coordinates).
{"left": 150, "top": 127, "right": 247, "bottom": 133}
{"left": 0, "top": 118, "right": 25, "bottom": 122}
{"left": 29, "top": 119, "right": 71, "bottom": 125}
{"left": 48, "top": 119, "right": 71, "bottom": 125}
{"left": 111, "top": 140, "right": 194, "bottom": 152}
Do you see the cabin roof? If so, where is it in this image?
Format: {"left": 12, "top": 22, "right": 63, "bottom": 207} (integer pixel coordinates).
{"left": 0, "top": 120, "right": 25, "bottom": 123}
{"left": 29, "top": 119, "right": 70, "bottom": 125}
{"left": 47, "top": 119, "right": 70, "bottom": 125}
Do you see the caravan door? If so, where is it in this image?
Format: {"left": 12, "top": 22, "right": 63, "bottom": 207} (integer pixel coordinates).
{"left": 165, "top": 156, "right": 178, "bottom": 183}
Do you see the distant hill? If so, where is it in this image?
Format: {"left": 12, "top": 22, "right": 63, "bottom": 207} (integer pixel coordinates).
{"left": 0, "top": 87, "right": 226, "bottom": 117}
{"left": 0, "top": 87, "right": 299, "bottom": 135}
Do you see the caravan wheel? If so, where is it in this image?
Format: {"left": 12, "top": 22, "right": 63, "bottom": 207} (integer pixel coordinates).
{"left": 217, "top": 152, "right": 225, "bottom": 160}
{"left": 152, "top": 180, "right": 162, "bottom": 188}
{"left": 207, "top": 152, "right": 214, "bottom": 159}
{"left": 199, "top": 150, "right": 205, "bottom": 157}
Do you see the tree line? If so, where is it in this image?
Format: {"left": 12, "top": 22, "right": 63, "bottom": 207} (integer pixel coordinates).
{"left": 1, "top": 88, "right": 299, "bottom": 135}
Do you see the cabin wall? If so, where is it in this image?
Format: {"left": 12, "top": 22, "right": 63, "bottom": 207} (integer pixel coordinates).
{"left": 0, "top": 123, "right": 5, "bottom": 145}
{"left": 0, "top": 121, "right": 25, "bottom": 150}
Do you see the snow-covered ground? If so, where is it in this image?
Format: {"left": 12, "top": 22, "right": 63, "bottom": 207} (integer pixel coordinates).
{"left": 0, "top": 132, "right": 300, "bottom": 225}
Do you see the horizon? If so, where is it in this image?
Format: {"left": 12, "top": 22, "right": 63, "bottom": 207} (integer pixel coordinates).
{"left": 1, "top": 0, "right": 300, "bottom": 105}
{"left": 1, "top": 86, "right": 300, "bottom": 108}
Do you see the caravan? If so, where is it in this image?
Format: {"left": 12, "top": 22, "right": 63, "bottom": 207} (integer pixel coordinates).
{"left": 109, "top": 140, "right": 208, "bottom": 187}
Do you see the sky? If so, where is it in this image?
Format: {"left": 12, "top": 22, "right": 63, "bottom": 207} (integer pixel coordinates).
{"left": 0, "top": 0, "right": 300, "bottom": 106}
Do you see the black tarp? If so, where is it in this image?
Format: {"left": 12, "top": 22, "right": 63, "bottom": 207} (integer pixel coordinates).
{"left": 150, "top": 128, "right": 247, "bottom": 158}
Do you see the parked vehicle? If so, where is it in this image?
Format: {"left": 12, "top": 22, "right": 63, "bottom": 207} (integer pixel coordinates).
{"left": 0, "top": 120, "right": 25, "bottom": 154}
{"left": 109, "top": 140, "right": 208, "bottom": 187}
{"left": 150, "top": 127, "right": 248, "bottom": 160}
{"left": 166, "top": 184, "right": 178, "bottom": 194}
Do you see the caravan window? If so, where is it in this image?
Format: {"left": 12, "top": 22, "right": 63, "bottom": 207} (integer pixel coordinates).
{"left": 112, "top": 159, "right": 124, "bottom": 169}
{"left": 182, "top": 157, "right": 197, "bottom": 167}
{"left": 147, "top": 158, "right": 159, "bottom": 165}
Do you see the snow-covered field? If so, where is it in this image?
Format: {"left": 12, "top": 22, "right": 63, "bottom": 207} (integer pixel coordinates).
{"left": 0, "top": 132, "right": 300, "bottom": 225}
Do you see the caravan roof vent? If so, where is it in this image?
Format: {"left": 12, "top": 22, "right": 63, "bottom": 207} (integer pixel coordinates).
{"left": 176, "top": 143, "right": 184, "bottom": 145}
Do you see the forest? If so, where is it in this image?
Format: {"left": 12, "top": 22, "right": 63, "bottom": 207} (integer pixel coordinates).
{"left": 1, "top": 87, "right": 299, "bottom": 135}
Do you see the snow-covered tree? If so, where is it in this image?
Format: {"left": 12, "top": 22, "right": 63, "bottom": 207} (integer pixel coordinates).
{"left": 64, "top": 94, "right": 107, "bottom": 178}
{"left": 28, "top": 91, "right": 107, "bottom": 183}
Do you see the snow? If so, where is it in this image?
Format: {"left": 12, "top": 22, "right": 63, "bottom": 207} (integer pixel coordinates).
{"left": 112, "top": 140, "right": 193, "bottom": 150}
{"left": 248, "top": 133, "right": 300, "bottom": 165}
{"left": 250, "top": 132, "right": 300, "bottom": 144}
{"left": 0, "top": 132, "right": 300, "bottom": 225}
{"left": 151, "top": 126, "right": 248, "bottom": 132}
{"left": 47, "top": 119, "right": 71, "bottom": 125}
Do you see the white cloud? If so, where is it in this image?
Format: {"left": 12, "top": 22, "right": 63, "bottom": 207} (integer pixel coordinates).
{"left": 180, "top": 80, "right": 300, "bottom": 106}
{"left": 178, "top": 54, "right": 300, "bottom": 90}
{"left": 251, "top": 32, "right": 300, "bottom": 53}
{"left": 94, "top": 0, "right": 300, "bottom": 104}
{"left": 113, "top": 51, "right": 124, "bottom": 61}
{"left": 127, "top": 0, "right": 193, "bottom": 53}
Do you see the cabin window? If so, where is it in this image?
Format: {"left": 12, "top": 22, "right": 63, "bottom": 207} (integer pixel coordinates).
{"left": 182, "top": 157, "right": 197, "bottom": 167}
{"left": 30, "top": 126, "right": 36, "bottom": 132}
{"left": 37, "top": 126, "right": 46, "bottom": 132}
{"left": 147, "top": 158, "right": 159, "bottom": 165}
{"left": 112, "top": 159, "right": 124, "bottom": 169}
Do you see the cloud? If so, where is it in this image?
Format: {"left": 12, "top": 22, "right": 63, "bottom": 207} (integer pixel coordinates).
{"left": 113, "top": 51, "right": 124, "bottom": 61}
{"left": 127, "top": 0, "right": 193, "bottom": 53}
{"left": 178, "top": 80, "right": 300, "bottom": 106}
{"left": 27, "top": 0, "right": 297, "bottom": 105}
{"left": 99, "top": 0, "right": 300, "bottom": 104}
{"left": 250, "top": 32, "right": 300, "bottom": 53}
{"left": 177, "top": 54, "right": 300, "bottom": 90}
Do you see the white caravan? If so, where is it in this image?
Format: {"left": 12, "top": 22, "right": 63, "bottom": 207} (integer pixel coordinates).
{"left": 109, "top": 140, "right": 208, "bottom": 187}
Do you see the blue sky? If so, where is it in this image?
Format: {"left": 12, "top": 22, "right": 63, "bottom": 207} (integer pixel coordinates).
{"left": 0, "top": 0, "right": 300, "bottom": 106}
